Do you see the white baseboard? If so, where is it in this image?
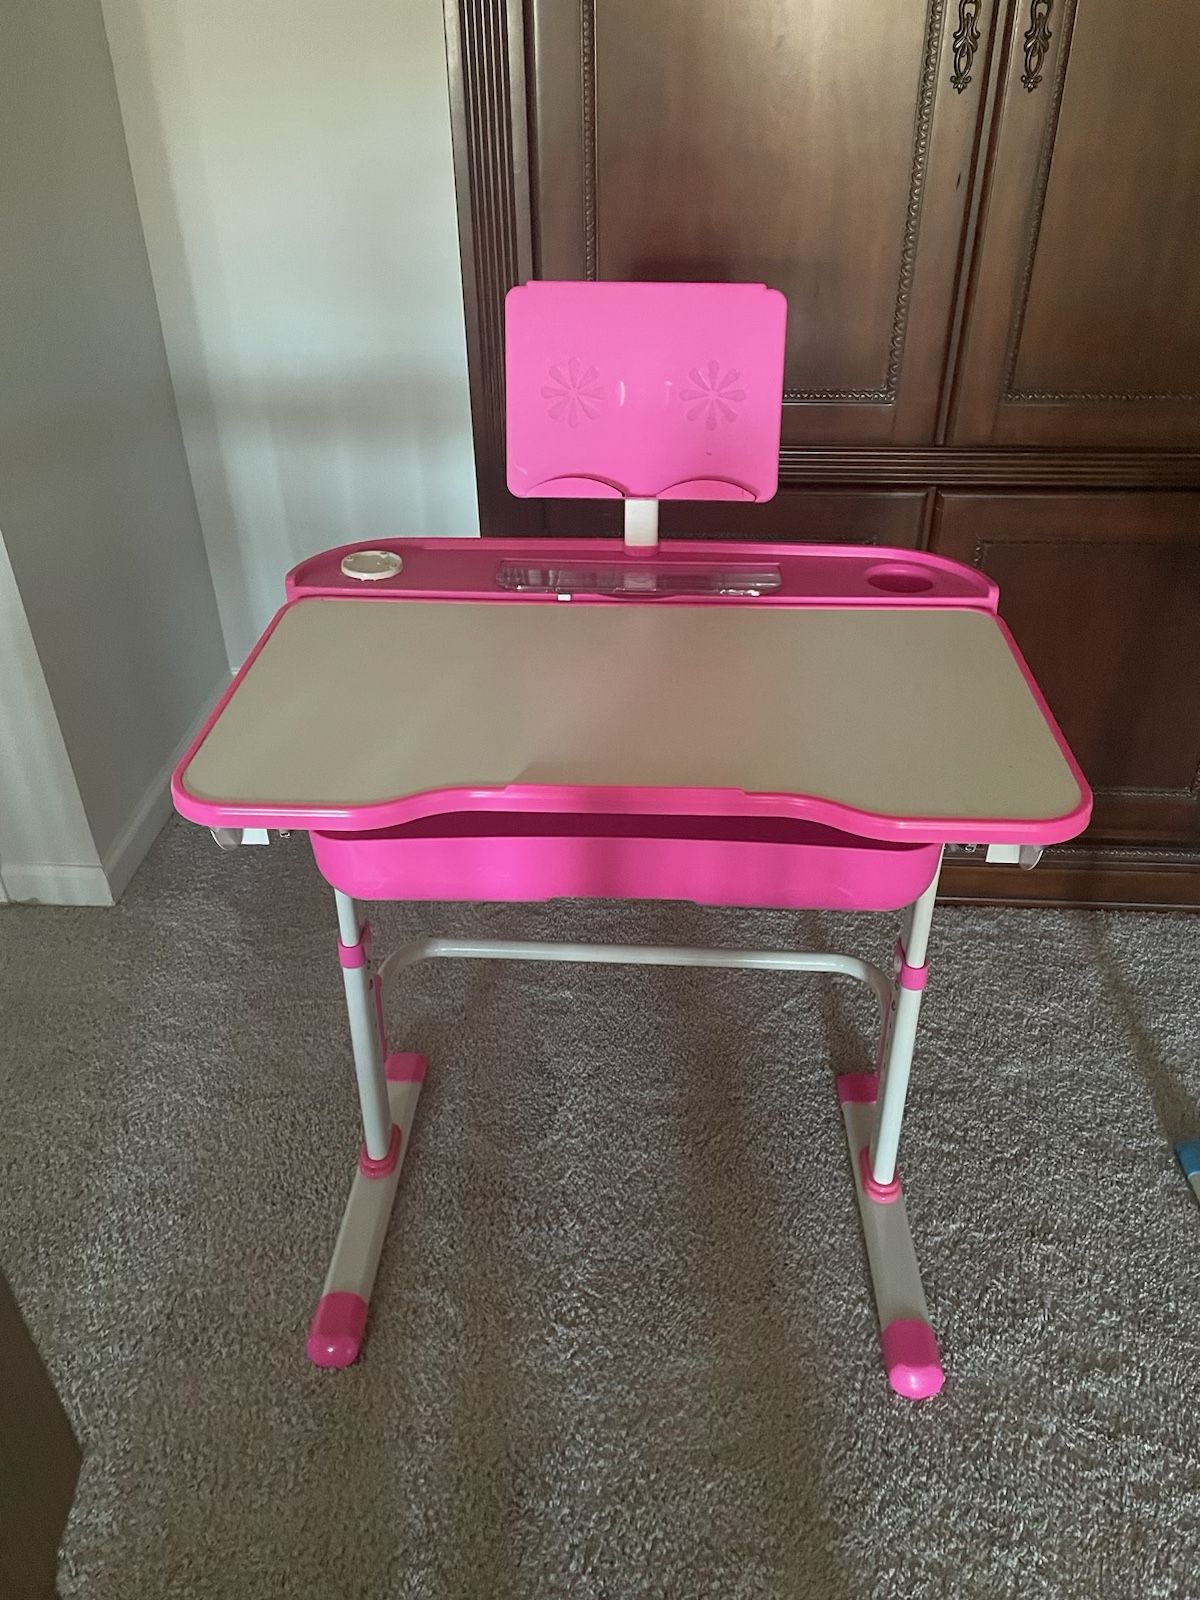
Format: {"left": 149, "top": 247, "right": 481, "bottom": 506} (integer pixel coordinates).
{"left": 0, "top": 687, "right": 227, "bottom": 908}
{"left": 0, "top": 861, "right": 115, "bottom": 907}
{"left": 100, "top": 680, "right": 230, "bottom": 900}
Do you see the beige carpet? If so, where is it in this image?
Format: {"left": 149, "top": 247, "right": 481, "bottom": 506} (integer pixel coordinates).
{"left": 2, "top": 819, "right": 1199, "bottom": 1599}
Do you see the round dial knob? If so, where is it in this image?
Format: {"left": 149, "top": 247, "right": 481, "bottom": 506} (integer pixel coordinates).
{"left": 341, "top": 549, "right": 402, "bottom": 581}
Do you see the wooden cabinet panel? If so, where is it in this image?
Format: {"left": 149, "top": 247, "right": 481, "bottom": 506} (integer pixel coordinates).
{"left": 0, "top": 1272, "right": 80, "bottom": 1600}
{"left": 447, "top": 2, "right": 1200, "bottom": 906}
{"left": 528, "top": 0, "right": 995, "bottom": 451}
{"left": 540, "top": 488, "right": 926, "bottom": 544}
{"left": 951, "top": 0, "right": 1200, "bottom": 446}
{"left": 932, "top": 492, "right": 1200, "bottom": 843}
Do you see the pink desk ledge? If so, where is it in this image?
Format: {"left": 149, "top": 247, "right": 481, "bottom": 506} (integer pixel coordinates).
{"left": 174, "top": 539, "right": 1089, "bottom": 847}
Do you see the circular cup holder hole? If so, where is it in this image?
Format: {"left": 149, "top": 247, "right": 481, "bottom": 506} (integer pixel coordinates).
{"left": 866, "top": 563, "right": 935, "bottom": 595}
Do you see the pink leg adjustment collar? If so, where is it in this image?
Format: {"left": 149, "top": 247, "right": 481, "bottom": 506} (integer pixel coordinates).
{"left": 893, "top": 938, "right": 927, "bottom": 991}
{"left": 338, "top": 920, "right": 373, "bottom": 969}
{"left": 359, "top": 1123, "right": 402, "bottom": 1178}
{"left": 859, "top": 1144, "right": 901, "bottom": 1203}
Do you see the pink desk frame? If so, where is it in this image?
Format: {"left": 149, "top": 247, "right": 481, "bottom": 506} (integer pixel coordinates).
{"left": 174, "top": 538, "right": 1090, "bottom": 1401}
{"left": 172, "top": 284, "right": 1091, "bottom": 1399}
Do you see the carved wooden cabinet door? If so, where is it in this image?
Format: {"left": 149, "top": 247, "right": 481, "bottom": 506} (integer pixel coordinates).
{"left": 951, "top": 0, "right": 1200, "bottom": 445}
{"left": 934, "top": 492, "right": 1200, "bottom": 850}
{"left": 526, "top": 0, "right": 995, "bottom": 453}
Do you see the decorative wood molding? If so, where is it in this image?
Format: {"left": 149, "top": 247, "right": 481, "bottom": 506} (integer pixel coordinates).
{"left": 1054, "top": 845, "right": 1200, "bottom": 864}
{"left": 968, "top": 530, "right": 1200, "bottom": 813}
{"left": 972, "top": 534, "right": 1200, "bottom": 567}
{"left": 942, "top": 847, "right": 1200, "bottom": 910}
{"left": 1104, "top": 780, "right": 1200, "bottom": 801}
{"left": 444, "top": 0, "right": 532, "bottom": 534}
{"left": 950, "top": 0, "right": 982, "bottom": 92}
{"left": 777, "top": 447, "right": 1200, "bottom": 487}
{"left": 1020, "top": 0, "right": 1054, "bottom": 91}
{"left": 1001, "top": 0, "right": 1073, "bottom": 400}
{"left": 785, "top": 386, "right": 903, "bottom": 404}
{"left": 1010, "top": 385, "right": 1200, "bottom": 404}
{"left": 947, "top": 843, "right": 1200, "bottom": 865}
{"left": 882, "top": 0, "right": 945, "bottom": 402}
{"left": 998, "top": 2, "right": 1198, "bottom": 406}
{"left": 568, "top": 0, "right": 949, "bottom": 406}
{"left": 581, "top": 0, "right": 598, "bottom": 280}
{"left": 787, "top": 0, "right": 946, "bottom": 404}
{"left": 1004, "top": 0, "right": 1200, "bottom": 414}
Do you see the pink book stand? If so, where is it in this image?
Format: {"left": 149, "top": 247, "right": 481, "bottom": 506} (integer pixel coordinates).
{"left": 506, "top": 280, "right": 786, "bottom": 508}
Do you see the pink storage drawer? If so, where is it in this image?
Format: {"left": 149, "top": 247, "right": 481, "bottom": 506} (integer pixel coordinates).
{"left": 309, "top": 813, "right": 941, "bottom": 912}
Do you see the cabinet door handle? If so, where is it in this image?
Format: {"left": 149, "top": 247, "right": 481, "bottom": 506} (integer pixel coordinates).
{"left": 950, "top": 0, "right": 983, "bottom": 93}
{"left": 1020, "top": 0, "right": 1054, "bottom": 92}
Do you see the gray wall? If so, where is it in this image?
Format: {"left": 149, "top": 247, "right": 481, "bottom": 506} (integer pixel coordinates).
{"left": 0, "top": 536, "right": 107, "bottom": 904}
{"left": 102, "top": 0, "right": 479, "bottom": 667}
{"left": 0, "top": 0, "right": 227, "bottom": 863}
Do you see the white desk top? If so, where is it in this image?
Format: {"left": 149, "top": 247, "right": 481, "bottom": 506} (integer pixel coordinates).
{"left": 177, "top": 598, "right": 1088, "bottom": 842}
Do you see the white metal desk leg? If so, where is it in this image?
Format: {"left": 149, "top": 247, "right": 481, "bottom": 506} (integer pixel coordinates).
{"left": 871, "top": 857, "right": 941, "bottom": 1186}
{"left": 307, "top": 891, "right": 426, "bottom": 1368}
{"left": 838, "top": 851, "right": 944, "bottom": 1399}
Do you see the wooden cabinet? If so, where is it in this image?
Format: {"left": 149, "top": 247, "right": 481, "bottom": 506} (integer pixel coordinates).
{"left": 0, "top": 1272, "right": 80, "bottom": 1600}
{"left": 527, "top": 0, "right": 991, "bottom": 449}
{"left": 445, "top": 0, "right": 1200, "bottom": 904}
{"left": 951, "top": 0, "right": 1200, "bottom": 446}
{"left": 933, "top": 493, "right": 1200, "bottom": 844}
{"left": 542, "top": 489, "right": 927, "bottom": 545}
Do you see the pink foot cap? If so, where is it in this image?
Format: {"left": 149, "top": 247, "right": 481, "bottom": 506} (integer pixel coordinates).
{"left": 307, "top": 1292, "right": 367, "bottom": 1368}
{"left": 386, "top": 1051, "right": 427, "bottom": 1084}
{"left": 882, "top": 1318, "right": 944, "bottom": 1400}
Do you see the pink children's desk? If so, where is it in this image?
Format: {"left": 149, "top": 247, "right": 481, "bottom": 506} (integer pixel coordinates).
{"left": 173, "top": 283, "right": 1091, "bottom": 1399}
